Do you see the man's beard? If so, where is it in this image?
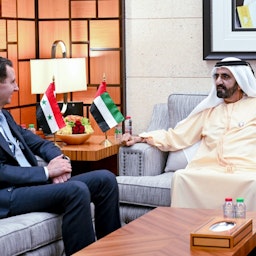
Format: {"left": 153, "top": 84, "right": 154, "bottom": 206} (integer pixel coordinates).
{"left": 216, "top": 83, "right": 239, "bottom": 98}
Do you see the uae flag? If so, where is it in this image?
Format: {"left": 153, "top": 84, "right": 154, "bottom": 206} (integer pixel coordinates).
{"left": 90, "top": 81, "right": 124, "bottom": 132}
{"left": 36, "top": 82, "right": 66, "bottom": 134}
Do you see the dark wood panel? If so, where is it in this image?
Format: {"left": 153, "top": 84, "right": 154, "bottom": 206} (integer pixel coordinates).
{"left": 20, "top": 106, "right": 37, "bottom": 128}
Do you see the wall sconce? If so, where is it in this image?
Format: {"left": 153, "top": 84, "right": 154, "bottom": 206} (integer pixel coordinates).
{"left": 30, "top": 40, "right": 87, "bottom": 113}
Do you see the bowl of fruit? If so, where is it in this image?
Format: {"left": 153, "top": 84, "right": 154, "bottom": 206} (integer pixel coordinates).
{"left": 56, "top": 115, "right": 94, "bottom": 145}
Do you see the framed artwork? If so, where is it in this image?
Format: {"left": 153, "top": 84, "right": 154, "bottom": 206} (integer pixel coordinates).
{"left": 203, "top": 0, "right": 256, "bottom": 60}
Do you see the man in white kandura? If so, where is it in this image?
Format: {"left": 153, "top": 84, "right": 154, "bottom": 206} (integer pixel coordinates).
{"left": 121, "top": 57, "right": 256, "bottom": 211}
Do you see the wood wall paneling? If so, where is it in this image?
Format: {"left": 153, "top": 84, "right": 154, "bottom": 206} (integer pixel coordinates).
{"left": 19, "top": 61, "right": 36, "bottom": 105}
{"left": 71, "top": 1, "right": 96, "bottom": 18}
{"left": 7, "top": 44, "right": 18, "bottom": 74}
{"left": 0, "top": 20, "right": 6, "bottom": 49}
{"left": 18, "top": 21, "right": 35, "bottom": 59}
{"left": 73, "top": 87, "right": 97, "bottom": 105}
{"left": 71, "top": 90, "right": 88, "bottom": 105}
{"left": 20, "top": 106, "right": 37, "bottom": 128}
{"left": 1, "top": 0, "right": 16, "bottom": 18}
{"left": 39, "top": 21, "right": 70, "bottom": 58}
{"left": 56, "top": 93, "right": 70, "bottom": 103}
{"left": 17, "top": 0, "right": 35, "bottom": 18}
{"left": 9, "top": 108, "right": 20, "bottom": 125}
{"left": 38, "top": 0, "right": 69, "bottom": 19}
{"left": 0, "top": 52, "right": 7, "bottom": 58}
{"left": 7, "top": 20, "right": 17, "bottom": 42}
{"left": 90, "top": 20, "right": 120, "bottom": 48}
{"left": 90, "top": 51, "right": 120, "bottom": 84}
{"left": 98, "top": 0, "right": 119, "bottom": 17}
{"left": 72, "top": 20, "right": 88, "bottom": 42}
{"left": 72, "top": 44, "right": 88, "bottom": 59}
{"left": 71, "top": 44, "right": 89, "bottom": 88}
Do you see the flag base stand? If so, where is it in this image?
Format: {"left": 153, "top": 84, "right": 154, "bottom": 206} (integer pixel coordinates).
{"left": 100, "top": 139, "right": 112, "bottom": 147}
{"left": 100, "top": 133, "right": 112, "bottom": 147}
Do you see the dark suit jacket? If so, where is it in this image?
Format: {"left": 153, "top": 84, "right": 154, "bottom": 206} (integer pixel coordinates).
{"left": 0, "top": 110, "right": 62, "bottom": 218}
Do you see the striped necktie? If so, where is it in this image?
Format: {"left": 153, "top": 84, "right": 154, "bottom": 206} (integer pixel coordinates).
{"left": 0, "top": 111, "right": 31, "bottom": 167}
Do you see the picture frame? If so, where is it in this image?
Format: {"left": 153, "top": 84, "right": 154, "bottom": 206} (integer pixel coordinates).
{"left": 203, "top": 0, "right": 256, "bottom": 60}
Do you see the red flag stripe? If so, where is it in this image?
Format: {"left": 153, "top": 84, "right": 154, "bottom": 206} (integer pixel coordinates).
{"left": 95, "top": 81, "right": 107, "bottom": 97}
{"left": 45, "top": 82, "right": 65, "bottom": 128}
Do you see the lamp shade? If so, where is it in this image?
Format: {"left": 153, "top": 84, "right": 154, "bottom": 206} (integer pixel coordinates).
{"left": 30, "top": 58, "right": 87, "bottom": 94}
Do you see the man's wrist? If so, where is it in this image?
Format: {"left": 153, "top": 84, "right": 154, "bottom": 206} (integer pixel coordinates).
{"left": 141, "top": 137, "right": 146, "bottom": 143}
{"left": 136, "top": 136, "right": 146, "bottom": 143}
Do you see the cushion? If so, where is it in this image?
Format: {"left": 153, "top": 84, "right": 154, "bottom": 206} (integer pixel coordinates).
{"left": 168, "top": 94, "right": 207, "bottom": 128}
{"left": 164, "top": 150, "right": 188, "bottom": 172}
{"left": 0, "top": 212, "right": 63, "bottom": 256}
{"left": 117, "top": 172, "right": 173, "bottom": 207}
{"left": 25, "top": 240, "right": 65, "bottom": 256}
{"left": 165, "top": 94, "right": 207, "bottom": 172}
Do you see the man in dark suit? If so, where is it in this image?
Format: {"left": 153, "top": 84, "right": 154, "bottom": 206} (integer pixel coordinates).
{"left": 0, "top": 57, "right": 121, "bottom": 256}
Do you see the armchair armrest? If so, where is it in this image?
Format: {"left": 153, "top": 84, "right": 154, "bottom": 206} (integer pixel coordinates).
{"left": 119, "top": 143, "right": 168, "bottom": 176}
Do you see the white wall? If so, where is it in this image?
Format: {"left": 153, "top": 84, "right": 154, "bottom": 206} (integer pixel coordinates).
{"left": 125, "top": 0, "right": 256, "bottom": 134}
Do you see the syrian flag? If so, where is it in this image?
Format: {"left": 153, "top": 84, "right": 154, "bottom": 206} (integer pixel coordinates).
{"left": 36, "top": 82, "right": 66, "bottom": 134}
{"left": 90, "top": 81, "right": 124, "bottom": 132}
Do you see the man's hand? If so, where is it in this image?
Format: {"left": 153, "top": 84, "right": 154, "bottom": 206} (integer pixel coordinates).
{"left": 52, "top": 173, "right": 71, "bottom": 184}
{"left": 121, "top": 133, "right": 144, "bottom": 146}
{"left": 47, "top": 155, "right": 72, "bottom": 183}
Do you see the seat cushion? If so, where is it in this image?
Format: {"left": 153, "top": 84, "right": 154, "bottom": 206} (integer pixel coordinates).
{"left": 117, "top": 172, "right": 173, "bottom": 207}
{"left": 164, "top": 94, "right": 207, "bottom": 172}
{"left": 0, "top": 212, "right": 63, "bottom": 256}
{"left": 164, "top": 150, "right": 188, "bottom": 172}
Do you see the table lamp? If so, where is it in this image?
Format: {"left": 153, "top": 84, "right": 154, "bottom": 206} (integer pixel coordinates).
{"left": 30, "top": 40, "right": 87, "bottom": 114}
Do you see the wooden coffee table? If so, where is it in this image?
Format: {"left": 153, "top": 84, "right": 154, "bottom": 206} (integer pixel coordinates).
{"left": 52, "top": 135, "right": 120, "bottom": 175}
{"left": 72, "top": 207, "right": 256, "bottom": 256}
{"left": 57, "top": 135, "right": 119, "bottom": 161}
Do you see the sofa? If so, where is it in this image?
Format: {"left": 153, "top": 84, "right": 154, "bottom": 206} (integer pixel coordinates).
{"left": 0, "top": 156, "right": 94, "bottom": 256}
{"left": 117, "top": 93, "right": 207, "bottom": 224}
{"left": 0, "top": 212, "right": 64, "bottom": 256}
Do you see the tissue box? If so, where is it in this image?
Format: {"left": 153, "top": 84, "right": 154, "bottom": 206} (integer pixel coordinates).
{"left": 190, "top": 217, "right": 252, "bottom": 249}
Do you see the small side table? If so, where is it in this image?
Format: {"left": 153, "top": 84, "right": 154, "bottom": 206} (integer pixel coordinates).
{"left": 56, "top": 135, "right": 120, "bottom": 175}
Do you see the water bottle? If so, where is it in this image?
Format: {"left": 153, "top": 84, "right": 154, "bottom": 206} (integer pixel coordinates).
{"left": 114, "top": 123, "right": 122, "bottom": 142}
{"left": 235, "top": 198, "right": 246, "bottom": 218}
{"left": 223, "top": 197, "right": 234, "bottom": 218}
{"left": 124, "top": 116, "right": 132, "bottom": 135}
{"left": 28, "top": 124, "right": 36, "bottom": 134}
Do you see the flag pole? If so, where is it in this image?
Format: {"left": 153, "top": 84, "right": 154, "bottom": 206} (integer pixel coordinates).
{"left": 99, "top": 73, "right": 112, "bottom": 147}
{"left": 53, "top": 132, "right": 61, "bottom": 148}
{"left": 91, "top": 73, "right": 123, "bottom": 147}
